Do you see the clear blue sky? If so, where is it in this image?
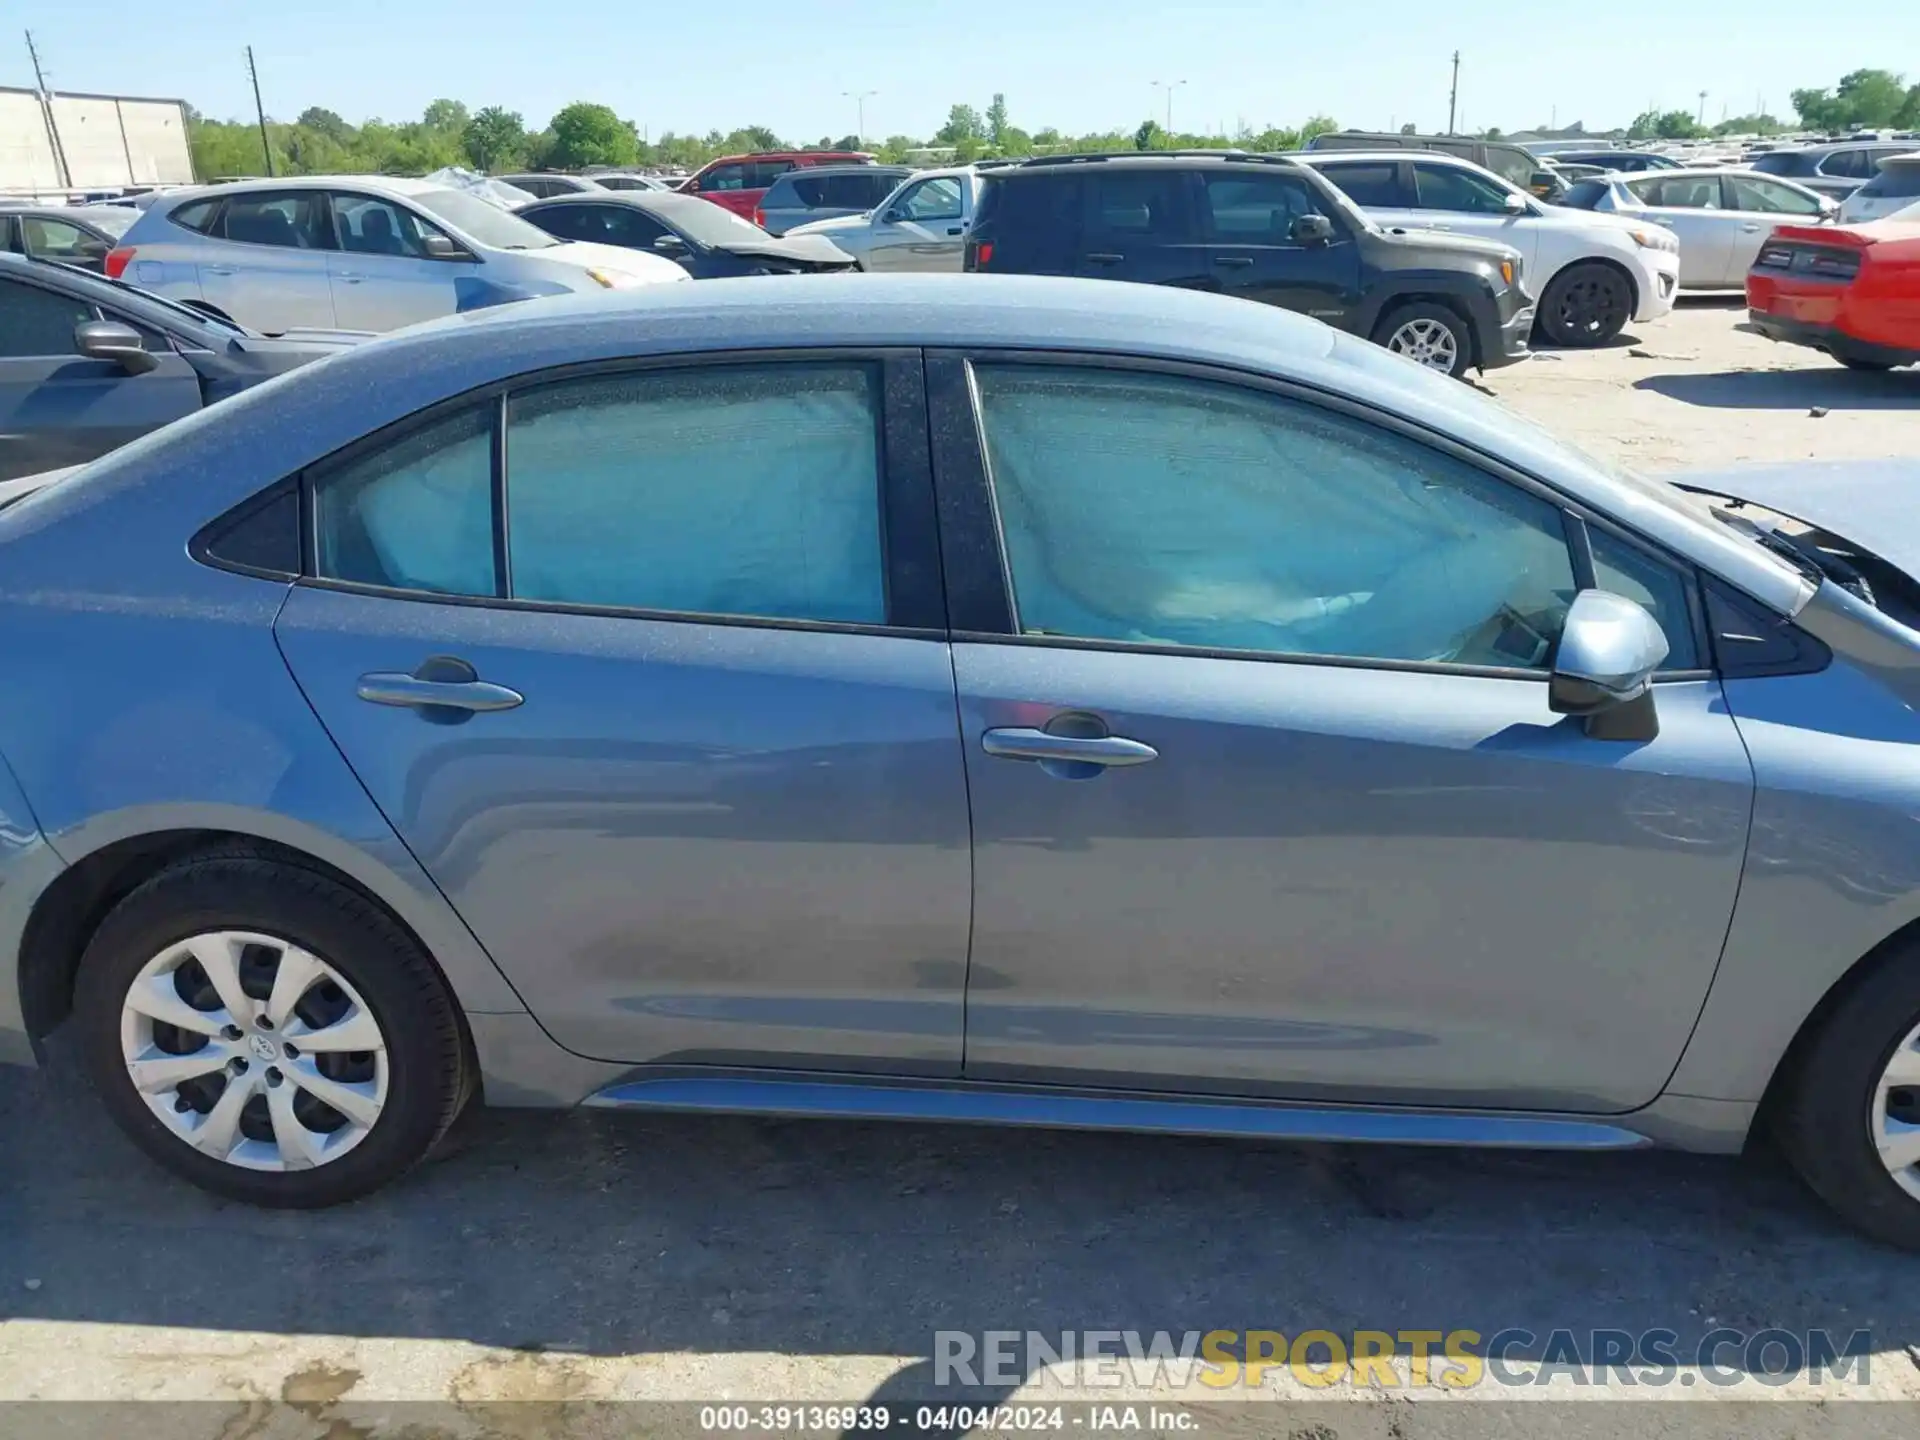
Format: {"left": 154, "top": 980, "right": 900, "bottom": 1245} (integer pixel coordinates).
{"left": 10, "top": 1, "right": 1917, "bottom": 140}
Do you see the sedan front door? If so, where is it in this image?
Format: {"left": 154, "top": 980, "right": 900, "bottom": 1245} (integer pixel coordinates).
{"left": 931, "top": 355, "right": 1753, "bottom": 1114}
{"left": 0, "top": 274, "right": 202, "bottom": 481}
{"left": 865, "top": 176, "right": 972, "bottom": 272}
{"left": 275, "top": 353, "right": 972, "bottom": 1071}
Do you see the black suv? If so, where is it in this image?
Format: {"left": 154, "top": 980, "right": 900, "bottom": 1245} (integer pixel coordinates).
{"left": 965, "top": 152, "right": 1533, "bottom": 377}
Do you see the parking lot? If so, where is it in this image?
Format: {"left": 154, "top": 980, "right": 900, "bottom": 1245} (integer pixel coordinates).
{"left": 1, "top": 292, "right": 1918, "bottom": 1429}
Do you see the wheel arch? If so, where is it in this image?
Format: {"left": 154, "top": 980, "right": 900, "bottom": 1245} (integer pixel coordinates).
{"left": 1754, "top": 909, "right": 1920, "bottom": 1133}
{"left": 19, "top": 810, "right": 524, "bottom": 1046}
{"left": 1371, "top": 292, "right": 1482, "bottom": 370}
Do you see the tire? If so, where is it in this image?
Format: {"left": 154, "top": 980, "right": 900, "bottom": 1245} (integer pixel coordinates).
{"left": 1373, "top": 301, "right": 1474, "bottom": 379}
{"left": 1836, "top": 355, "right": 1895, "bottom": 372}
{"left": 1537, "top": 262, "right": 1633, "bottom": 347}
{"left": 1774, "top": 941, "right": 1920, "bottom": 1249}
{"left": 75, "top": 854, "right": 469, "bottom": 1208}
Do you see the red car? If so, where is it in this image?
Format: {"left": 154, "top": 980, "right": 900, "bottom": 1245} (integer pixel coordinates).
{"left": 1746, "top": 219, "right": 1920, "bottom": 371}
{"left": 679, "top": 151, "right": 875, "bottom": 219}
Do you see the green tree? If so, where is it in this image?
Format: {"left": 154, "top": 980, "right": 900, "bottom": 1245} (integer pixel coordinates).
{"left": 934, "top": 104, "right": 985, "bottom": 145}
{"left": 295, "top": 107, "right": 352, "bottom": 143}
{"left": 1032, "top": 126, "right": 1062, "bottom": 147}
{"left": 876, "top": 134, "right": 920, "bottom": 163}
{"left": 422, "top": 98, "right": 470, "bottom": 134}
{"left": 987, "top": 93, "right": 1011, "bottom": 146}
{"left": 1794, "top": 70, "right": 1909, "bottom": 131}
{"left": 462, "top": 106, "right": 527, "bottom": 171}
{"left": 997, "top": 125, "right": 1034, "bottom": 156}
{"left": 1134, "top": 118, "right": 1165, "bottom": 151}
{"left": 1900, "top": 83, "right": 1920, "bottom": 129}
{"left": 1298, "top": 114, "right": 1339, "bottom": 143}
{"left": 1482, "top": 125, "right": 1504, "bottom": 140}
{"left": 545, "top": 102, "right": 639, "bottom": 168}
{"left": 728, "top": 125, "right": 783, "bottom": 152}
{"left": 1713, "top": 112, "right": 1782, "bottom": 136}
{"left": 1399, "top": 122, "right": 1417, "bottom": 135}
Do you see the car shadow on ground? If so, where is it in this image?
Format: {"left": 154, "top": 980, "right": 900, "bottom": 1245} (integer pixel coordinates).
{"left": 1635, "top": 367, "right": 1920, "bottom": 411}
{"left": 6, "top": 1030, "right": 1920, "bottom": 1399}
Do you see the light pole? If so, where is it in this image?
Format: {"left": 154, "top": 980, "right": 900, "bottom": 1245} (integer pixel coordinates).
{"left": 843, "top": 89, "right": 877, "bottom": 144}
{"left": 1151, "top": 79, "right": 1187, "bottom": 133}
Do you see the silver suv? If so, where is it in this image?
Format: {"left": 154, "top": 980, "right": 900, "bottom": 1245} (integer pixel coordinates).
{"left": 108, "top": 176, "right": 686, "bottom": 333}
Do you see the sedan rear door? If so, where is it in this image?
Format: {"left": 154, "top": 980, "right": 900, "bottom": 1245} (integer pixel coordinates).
{"left": 274, "top": 351, "right": 972, "bottom": 1071}
{"left": 1622, "top": 175, "right": 1736, "bottom": 286}
{"left": 0, "top": 272, "right": 202, "bottom": 481}
{"left": 197, "top": 190, "right": 338, "bottom": 331}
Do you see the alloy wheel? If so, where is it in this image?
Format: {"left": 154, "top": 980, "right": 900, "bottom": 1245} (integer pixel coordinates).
{"left": 1871, "top": 1017, "right": 1920, "bottom": 1200}
{"left": 1387, "top": 317, "right": 1460, "bottom": 374}
{"left": 118, "top": 930, "right": 389, "bottom": 1172}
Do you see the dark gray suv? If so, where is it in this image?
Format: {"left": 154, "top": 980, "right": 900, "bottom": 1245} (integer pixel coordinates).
{"left": 1749, "top": 142, "right": 1919, "bottom": 199}
{"left": 755, "top": 165, "right": 913, "bottom": 235}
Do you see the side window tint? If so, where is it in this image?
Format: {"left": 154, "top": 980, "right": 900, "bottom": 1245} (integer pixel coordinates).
{"left": 313, "top": 406, "right": 497, "bottom": 596}
{"left": 1083, "top": 172, "right": 1190, "bottom": 239}
{"left": 221, "top": 191, "right": 334, "bottom": 249}
{"left": 0, "top": 277, "right": 93, "bottom": 358}
{"left": 899, "top": 177, "right": 963, "bottom": 222}
{"left": 1413, "top": 164, "right": 1512, "bottom": 214}
{"left": 974, "top": 366, "right": 1577, "bottom": 668}
{"left": 1589, "top": 529, "right": 1699, "bottom": 670}
{"left": 170, "top": 198, "right": 220, "bottom": 234}
{"left": 1200, "top": 173, "right": 1331, "bottom": 239}
{"left": 504, "top": 364, "right": 886, "bottom": 624}
{"left": 1319, "top": 162, "right": 1407, "bottom": 207}
{"left": 334, "top": 194, "right": 448, "bottom": 258}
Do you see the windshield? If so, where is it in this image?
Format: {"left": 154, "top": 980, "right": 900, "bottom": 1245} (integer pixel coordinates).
{"left": 652, "top": 196, "right": 776, "bottom": 245}
{"left": 409, "top": 188, "right": 559, "bottom": 250}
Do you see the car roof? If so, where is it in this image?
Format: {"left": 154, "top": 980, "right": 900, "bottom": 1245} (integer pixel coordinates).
{"left": 699, "top": 151, "right": 872, "bottom": 166}
{"left": 992, "top": 152, "right": 1312, "bottom": 179}
{"left": 156, "top": 175, "right": 443, "bottom": 204}
{"left": 0, "top": 203, "right": 123, "bottom": 223}
{"left": 1297, "top": 150, "right": 1473, "bottom": 166}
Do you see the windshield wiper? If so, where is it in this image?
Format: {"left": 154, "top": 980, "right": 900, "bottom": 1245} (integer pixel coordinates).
{"left": 1711, "top": 503, "right": 1875, "bottom": 605}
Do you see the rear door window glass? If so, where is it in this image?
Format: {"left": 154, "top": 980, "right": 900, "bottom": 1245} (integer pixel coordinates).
{"left": 504, "top": 364, "right": 886, "bottom": 624}
{"left": 311, "top": 406, "right": 497, "bottom": 597}
{"left": 218, "top": 191, "right": 336, "bottom": 249}
{"left": 1081, "top": 172, "right": 1192, "bottom": 240}
{"left": 1317, "top": 161, "right": 1410, "bottom": 207}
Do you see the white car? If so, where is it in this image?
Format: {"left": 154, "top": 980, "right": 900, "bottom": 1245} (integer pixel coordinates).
{"left": 1564, "top": 168, "right": 1835, "bottom": 289}
{"left": 1298, "top": 150, "right": 1680, "bottom": 346}
{"left": 106, "top": 175, "right": 687, "bottom": 333}
{"left": 788, "top": 166, "right": 985, "bottom": 271}
{"left": 1838, "top": 154, "right": 1920, "bottom": 224}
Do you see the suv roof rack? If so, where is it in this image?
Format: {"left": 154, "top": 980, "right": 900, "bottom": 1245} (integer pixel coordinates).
{"left": 1006, "top": 149, "right": 1301, "bottom": 170}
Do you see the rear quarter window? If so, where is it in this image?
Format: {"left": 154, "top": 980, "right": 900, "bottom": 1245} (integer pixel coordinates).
{"left": 974, "top": 176, "right": 1082, "bottom": 269}
{"left": 169, "top": 198, "right": 221, "bottom": 234}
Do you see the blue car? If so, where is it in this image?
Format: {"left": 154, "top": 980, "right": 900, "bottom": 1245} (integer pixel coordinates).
{"left": 5, "top": 274, "right": 1920, "bottom": 1246}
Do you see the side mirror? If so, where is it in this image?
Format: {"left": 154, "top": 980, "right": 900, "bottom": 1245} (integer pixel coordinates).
{"left": 1549, "top": 590, "right": 1670, "bottom": 741}
{"left": 74, "top": 320, "right": 157, "bottom": 375}
{"left": 881, "top": 208, "right": 905, "bottom": 224}
{"left": 1290, "top": 213, "right": 1335, "bottom": 245}
{"left": 422, "top": 233, "right": 463, "bottom": 260}
{"left": 1505, "top": 190, "right": 1532, "bottom": 212}
{"left": 652, "top": 234, "right": 690, "bottom": 254}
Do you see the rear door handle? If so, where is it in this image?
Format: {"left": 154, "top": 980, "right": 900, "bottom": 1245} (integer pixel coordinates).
{"left": 336, "top": 272, "right": 364, "bottom": 282}
{"left": 981, "top": 727, "right": 1157, "bottom": 767}
{"left": 945, "top": 225, "right": 964, "bottom": 236}
{"left": 1213, "top": 255, "right": 1255, "bottom": 268}
{"left": 1084, "top": 252, "right": 1124, "bottom": 265}
{"left": 357, "top": 657, "right": 523, "bottom": 715}
{"left": 204, "top": 265, "right": 235, "bottom": 276}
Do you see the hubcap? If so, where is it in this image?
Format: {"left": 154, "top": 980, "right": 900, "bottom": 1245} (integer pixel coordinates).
{"left": 1871, "top": 1018, "right": 1920, "bottom": 1200}
{"left": 119, "top": 931, "right": 388, "bottom": 1172}
{"left": 1388, "top": 318, "right": 1459, "bottom": 373}
{"left": 1554, "top": 274, "right": 1627, "bottom": 340}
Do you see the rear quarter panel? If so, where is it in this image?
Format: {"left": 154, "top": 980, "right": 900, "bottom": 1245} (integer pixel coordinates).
{"left": 0, "top": 394, "right": 528, "bottom": 1024}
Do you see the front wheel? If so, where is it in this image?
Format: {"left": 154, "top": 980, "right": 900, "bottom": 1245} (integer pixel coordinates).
{"left": 76, "top": 854, "right": 471, "bottom": 1207}
{"left": 1538, "top": 263, "right": 1633, "bottom": 347}
{"left": 1373, "top": 301, "right": 1474, "bottom": 378}
{"left": 1775, "top": 941, "right": 1920, "bottom": 1248}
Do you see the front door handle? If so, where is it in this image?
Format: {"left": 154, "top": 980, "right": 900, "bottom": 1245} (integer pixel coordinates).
{"left": 336, "top": 272, "right": 364, "bottom": 282}
{"left": 357, "top": 657, "right": 523, "bottom": 716}
{"left": 1213, "top": 255, "right": 1255, "bottom": 268}
{"left": 981, "top": 727, "right": 1157, "bottom": 768}
{"left": 945, "top": 225, "right": 964, "bottom": 236}
{"left": 204, "top": 265, "right": 235, "bottom": 276}
{"left": 1084, "top": 251, "right": 1124, "bottom": 265}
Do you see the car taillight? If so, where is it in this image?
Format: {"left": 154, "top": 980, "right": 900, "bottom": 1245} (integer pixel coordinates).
{"left": 1755, "top": 242, "right": 1795, "bottom": 269}
{"left": 967, "top": 240, "right": 992, "bottom": 270}
{"left": 753, "top": 208, "right": 766, "bottom": 228}
{"left": 104, "top": 246, "right": 135, "bottom": 279}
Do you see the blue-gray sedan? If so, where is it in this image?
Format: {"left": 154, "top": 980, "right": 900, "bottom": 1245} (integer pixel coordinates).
{"left": 3, "top": 275, "right": 1920, "bottom": 1244}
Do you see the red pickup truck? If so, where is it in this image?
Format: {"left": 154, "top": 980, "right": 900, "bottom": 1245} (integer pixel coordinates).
{"left": 680, "top": 151, "right": 875, "bottom": 219}
{"left": 1746, "top": 219, "right": 1920, "bottom": 371}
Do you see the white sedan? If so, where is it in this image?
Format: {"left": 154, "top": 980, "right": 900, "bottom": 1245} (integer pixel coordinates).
{"left": 1563, "top": 168, "right": 1835, "bottom": 288}
{"left": 1838, "top": 154, "right": 1920, "bottom": 224}
{"left": 1297, "top": 150, "right": 1680, "bottom": 347}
